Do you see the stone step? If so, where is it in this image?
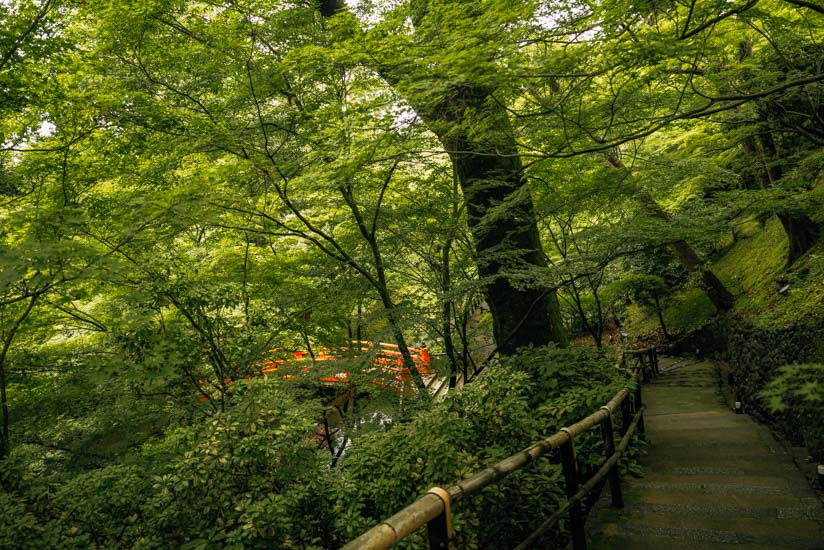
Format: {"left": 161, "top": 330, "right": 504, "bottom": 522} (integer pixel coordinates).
{"left": 640, "top": 451, "right": 794, "bottom": 470}
{"left": 590, "top": 507, "right": 823, "bottom": 548}
{"left": 587, "top": 533, "right": 787, "bottom": 550}
{"left": 633, "top": 471, "right": 812, "bottom": 492}
{"left": 643, "top": 413, "right": 753, "bottom": 430}
{"left": 641, "top": 459, "right": 801, "bottom": 478}
{"left": 590, "top": 520, "right": 823, "bottom": 550}
{"left": 618, "top": 483, "right": 822, "bottom": 511}
{"left": 641, "top": 440, "right": 785, "bottom": 459}
{"left": 605, "top": 499, "right": 824, "bottom": 522}
{"left": 642, "top": 427, "right": 776, "bottom": 448}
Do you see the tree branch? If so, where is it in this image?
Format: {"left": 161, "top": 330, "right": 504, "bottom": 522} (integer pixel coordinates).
{"left": 0, "top": 0, "right": 54, "bottom": 73}
{"left": 781, "top": 0, "right": 824, "bottom": 15}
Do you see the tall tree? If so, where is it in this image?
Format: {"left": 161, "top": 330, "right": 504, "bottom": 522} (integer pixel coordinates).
{"left": 320, "top": 0, "right": 569, "bottom": 355}
{"left": 605, "top": 152, "right": 736, "bottom": 311}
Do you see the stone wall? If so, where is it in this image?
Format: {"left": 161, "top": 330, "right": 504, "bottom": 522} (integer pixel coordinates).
{"left": 667, "top": 319, "right": 727, "bottom": 358}
{"left": 725, "top": 315, "right": 824, "bottom": 458}
{"left": 725, "top": 316, "right": 824, "bottom": 413}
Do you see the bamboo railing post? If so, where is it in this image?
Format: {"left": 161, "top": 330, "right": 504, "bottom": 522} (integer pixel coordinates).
{"left": 633, "top": 353, "right": 647, "bottom": 383}
{"left": 620, "top": 397, "right": 632, "bottom": 437}
{"left": 599, "top": 408, "right": 623, "bottom": 508}
{"left": 426, "top": 488, "right": 453, "bottom": 550}
{"left": 559, "top": 429, "right": 587, "bottom": 550}
{"left": 634, "top": 384, "right": 646, "bottom": 436}
{"left": 643, "top": 352, "right": 651, "bottom": 382}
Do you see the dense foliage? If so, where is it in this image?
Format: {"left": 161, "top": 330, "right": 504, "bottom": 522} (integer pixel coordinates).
{"left": 2, "top": 0, "right": 823, "bottom": 547}
{"left": 1, "top": 347, "right": 627, "bottom": 549}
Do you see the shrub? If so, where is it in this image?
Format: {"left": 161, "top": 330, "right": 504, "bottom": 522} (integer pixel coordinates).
{"left": 333, "top": 345, "right": 630, "bottom": 548}
{"left": 0, "top": 346, "right": 632, "bottom": 549}
{"left": 759, "top": 363, "right": 824, "bottom": 459}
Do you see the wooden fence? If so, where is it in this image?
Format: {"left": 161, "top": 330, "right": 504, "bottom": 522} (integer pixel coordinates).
{"left": 339, "top": 347, "right": 659, "bottom": 550}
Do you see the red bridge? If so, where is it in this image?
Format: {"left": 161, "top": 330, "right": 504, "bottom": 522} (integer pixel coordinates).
{"left": 198, "top": 341, "right": 432, "bottom": 401}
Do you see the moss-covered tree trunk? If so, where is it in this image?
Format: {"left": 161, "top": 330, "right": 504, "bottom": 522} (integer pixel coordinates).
{"left": 434, "top": 91, "right": 567, "bottom": 354}
{"left": 667, "top": 238, "right": 735, "bottom": 312}
{"left": 607, "top": 153, "right": 735, "bottom": 312}
{"left": 320, "top": 0, "right": 568, "bottom": 354}
{"left": 777, "top": 214, "right": 821, "bottom": 266}
{"left": 747, "top": 135, "right": 821, "bottom": 266}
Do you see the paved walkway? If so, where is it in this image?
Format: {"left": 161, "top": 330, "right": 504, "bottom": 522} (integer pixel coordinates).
{"left": 587, "top": 357, "right": 824, "bottom": 549}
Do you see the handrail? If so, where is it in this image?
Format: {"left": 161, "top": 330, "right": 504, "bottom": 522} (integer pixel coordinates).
{"left": 621, "top": 347, "right": 660, "bottom": 381}
{"left": 513, "top": 405, "right": 646, "bottom": 549}
{"left": 339, "top": 348, "right": 659, "bottom": 550}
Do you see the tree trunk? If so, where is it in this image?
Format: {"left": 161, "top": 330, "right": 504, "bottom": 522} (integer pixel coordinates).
{"left": 778, "top": 213, "right": 821, "bottom": 265}
{"left": 607, "top": 153, "right": 735, "bottom": 312}
{"left": 376, "top": 289, "right": 426, "bottom": 391}
{"left": 300, "top": 329, "right": 315, "bottom": 364}
{"left": 591, "top": 277, "right": 605, "bottom": 348}
{"left": 754, "top": 134, "right": 821, "bottom": 265}
{"left": 443, "top": 300, "right": 457, "bottom": 388}
{"left": 652, "top": 290, "right": 671, "bottom": 341}
{"left": 569, "top": 280, "right": 600, "bottom": 348}
{"left": 338, "top": 180, "right": 428, "bottom": 391}
{"left": 456, "top": 303, "right": 475, "bottom": 379}
{"left": 356, "top": 302, "right": 362, "bottom": 343}
{"left": 320, "top": 0, "right": 568, "bottom": 356}
{"left": 0, "top": 295, "right": 39, "bottom": 460}
{"left": 442, "top": 240, "right": 458, "bottom": 388}
{"left": 435, "top": 90, "right": 567, "bottom": 354}
{"left": 665, "top": 233, "right": 735, "bottom": 311}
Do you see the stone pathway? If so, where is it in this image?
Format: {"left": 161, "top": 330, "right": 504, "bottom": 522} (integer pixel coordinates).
{"left": 587, "top": 357, "right": 824, "bottom": 549}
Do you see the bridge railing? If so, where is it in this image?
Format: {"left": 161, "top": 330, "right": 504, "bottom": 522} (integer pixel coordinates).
{"left": 340, "top": 347, "right": 659, "bottom": 550}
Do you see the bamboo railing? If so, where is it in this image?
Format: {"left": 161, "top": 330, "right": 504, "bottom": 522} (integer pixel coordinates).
{"left": 339, "top": 347, "right": 659, "bottom": 550}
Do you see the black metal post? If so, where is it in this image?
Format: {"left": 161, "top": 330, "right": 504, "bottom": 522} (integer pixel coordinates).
{"left": 634, "top": 385, "right": 645, "bottom": 436}
{"left": 620, "top": 398, "right": 632, "bottom": 437}
{"left": 600, "top": 410, "right": 624, "bottom": 507}
{"left": 641, "top": 354, "right": 650, "bottom": 383}
{"left": 427, "top": 516, "right": 450, "bottom": 550}
{"left": 426, "top": 488, "right": 453, "bottom": 550}
{"left": 560, "top": 430, "right": 587, "bottom": 550}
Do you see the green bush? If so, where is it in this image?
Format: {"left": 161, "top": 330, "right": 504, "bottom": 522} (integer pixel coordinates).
{"left": 322, "top": 346, "right": 627, "bottom": 547}
{"left": 0, "top": 490, "right": 91, "bottom": 550}
{"left": 0, "top": 346, "right": 632, "bottom": 549}
{"left": 139, "top": 379, "right": 334, "bottom": 550}
{"left": 759, "top": 363, "right": 824, "bottom": 459}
